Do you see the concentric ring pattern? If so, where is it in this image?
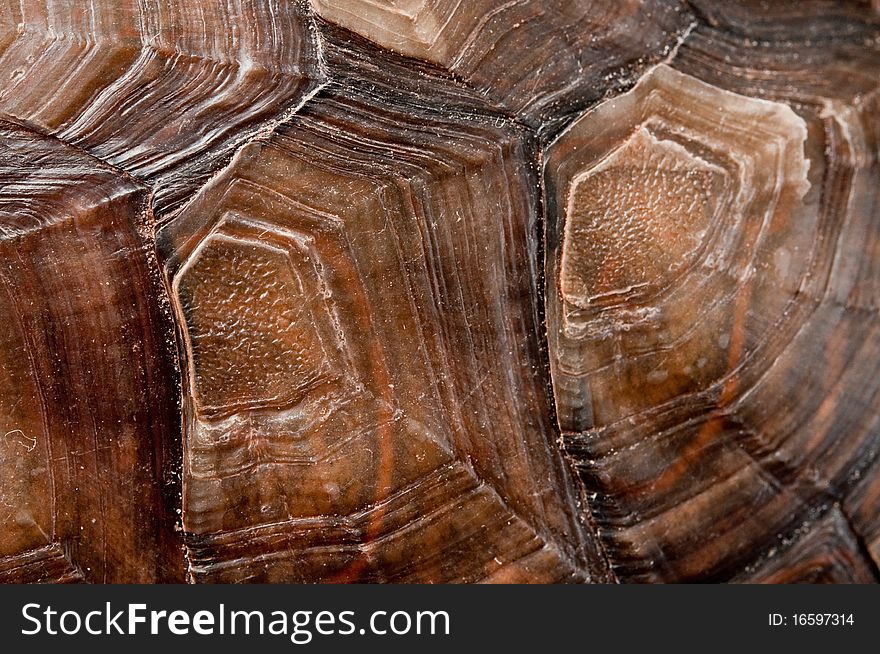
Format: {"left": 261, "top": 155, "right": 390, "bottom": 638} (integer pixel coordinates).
{"left": 0, "top": 0, "right": 878, "bottom": 583}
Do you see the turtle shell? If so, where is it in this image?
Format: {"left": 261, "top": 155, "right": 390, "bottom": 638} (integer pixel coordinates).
{"left": 0, "top": 0, "right": 877, "bottom": 583}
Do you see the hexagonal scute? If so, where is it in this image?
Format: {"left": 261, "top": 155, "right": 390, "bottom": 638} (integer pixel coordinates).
{"left": 0, "top": 0, "right": 323, "bottom": 215}
{"left": 547, "top": 64, "right": 811, "bottom": 430}
{"left": 669, "top": 0, "right": 880, "bottom": 581}
{"left": 156, "top": 46, "right": 604, "bottom": 583}
{"left": 0, "top": 119, "right": 182, "bottom": 582}
{"left": 545, "top": 59, "right": 880, "bottom": 581}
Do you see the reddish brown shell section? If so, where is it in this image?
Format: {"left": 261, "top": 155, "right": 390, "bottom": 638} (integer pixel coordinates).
{"left": 0, "top": 119, "right": 182, "bottom": 582}
{"left": 0, "top": 0, "right": 878, "bottom": 583}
